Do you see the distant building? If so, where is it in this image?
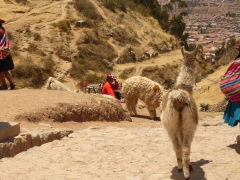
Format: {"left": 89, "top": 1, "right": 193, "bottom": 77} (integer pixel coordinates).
{"left": 75, "top": 20, "right": 86, "bottom": 27}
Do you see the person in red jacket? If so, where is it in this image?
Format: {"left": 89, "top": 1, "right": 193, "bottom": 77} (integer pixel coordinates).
{"left": 102, "top": 73, "right": 121, "bottom": 100}
{"left": 82, "top": 80, "right": 87, "bottom": 93}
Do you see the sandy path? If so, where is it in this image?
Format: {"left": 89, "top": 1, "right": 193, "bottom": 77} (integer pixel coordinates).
{"left": 113, "top": 49, "right": 182, "bottom": 77}
{"left": 0, "top": 114, "right": 239, "bottom": 180}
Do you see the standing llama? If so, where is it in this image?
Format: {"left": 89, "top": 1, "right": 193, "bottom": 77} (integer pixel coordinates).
{"left": 160, "top": 46, "right": 199, "bottom": 180}
{"left": 122, "top": 76, "right": 166, "bottom": 120}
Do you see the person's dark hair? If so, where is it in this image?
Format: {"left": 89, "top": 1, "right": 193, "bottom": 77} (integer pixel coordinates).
{"left": 0, "top": 23, "right": 5, "bottom": 31}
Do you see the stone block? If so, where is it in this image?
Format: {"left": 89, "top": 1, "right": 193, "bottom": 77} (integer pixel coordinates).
{"left": 236, "top": 135, "right": 240, "bottom": 153}
{"left": 0, "top": 122, "right": 20, "bottom": 142}
{"left": 237, "top": 135, "right": 240, "bottom": 142}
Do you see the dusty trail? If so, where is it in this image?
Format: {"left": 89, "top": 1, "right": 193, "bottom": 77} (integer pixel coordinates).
{"left": 90, "top": 0, "right": 110, "bottom": 24}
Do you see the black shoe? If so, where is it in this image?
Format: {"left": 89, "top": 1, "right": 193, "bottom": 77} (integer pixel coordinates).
{"left": 0, "top": 84, "right": 8, "bottom": 90}
{"left": 10, "top": 83, "right": 15, "bottom": 90}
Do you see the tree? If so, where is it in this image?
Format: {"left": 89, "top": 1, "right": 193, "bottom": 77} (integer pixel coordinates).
{"left": 133, "top": 0, "right": 188, "bottom": 39}
{"left": 168, "top": 13, "right": 186, "bottom": 38}
{"left": 163, "top": 0, "right": 188, "bottom": 38}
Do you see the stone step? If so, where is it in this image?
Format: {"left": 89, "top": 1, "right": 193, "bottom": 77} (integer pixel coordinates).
{"left": 0, "top": 128, "right": 73, "bottom": 159}
{"left": 0, "top": 122, "right": 20, "bottom": 142}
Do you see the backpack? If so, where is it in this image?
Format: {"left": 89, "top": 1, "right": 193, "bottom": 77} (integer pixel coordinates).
{"left": 220, "top": 58, "right": 240, "bottom": 102}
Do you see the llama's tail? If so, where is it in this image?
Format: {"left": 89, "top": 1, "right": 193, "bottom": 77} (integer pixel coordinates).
{"left": 169, "top": 89, "right": 191, "bottom": 111}
{"left": 43, "top": 77, "right": 53, "bottom": 90}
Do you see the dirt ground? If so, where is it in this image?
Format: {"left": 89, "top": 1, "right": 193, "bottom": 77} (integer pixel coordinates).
{"left": 0, "top": 1, "right": 239, "bottom": 179}
{"left": 0, "top": 89, "right": 240, "bottom": 180}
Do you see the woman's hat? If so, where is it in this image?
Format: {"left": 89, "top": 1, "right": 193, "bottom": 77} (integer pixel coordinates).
{"left": 0, "top": 19, "right": 5, "bottom": 24}
{"left": 107, "top": 73, "right": 116, "bottom": 80}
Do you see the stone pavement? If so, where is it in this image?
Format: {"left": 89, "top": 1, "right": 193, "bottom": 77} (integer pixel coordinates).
{"left": 0, "top": 116, "right": 239, "bottom": 180}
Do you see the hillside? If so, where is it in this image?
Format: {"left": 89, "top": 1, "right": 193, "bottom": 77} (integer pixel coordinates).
{"left": 0, "top": 0, "right": 178, "bottom": 88}
{"left": 193, "top": 64, "right": 227, "bottom": 107}
{"left": 0, "top": 0, "right": 231, "bottom": 107}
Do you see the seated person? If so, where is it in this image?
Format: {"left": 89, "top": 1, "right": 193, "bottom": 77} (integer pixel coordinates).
{"left": 102, "top": 73, "right": 121, "bottom": 100}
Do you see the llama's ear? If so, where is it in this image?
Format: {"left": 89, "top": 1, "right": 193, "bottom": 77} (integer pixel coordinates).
{"left": 181, "top": 46, "right": 185, "bottom": 58}
{"left": 192, "top": 45, "right": 198, "bottom": 57}
{"left": 153, "top": 85, "right": 160, "bottom": 92}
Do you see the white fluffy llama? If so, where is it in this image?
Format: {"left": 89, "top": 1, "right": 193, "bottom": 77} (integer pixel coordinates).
{"left": 160, "top": 46, "right": 199, "bottom": 180}
{"left": 44, "top": 77, "right": 70, "bottom": 91}
{"left": 122, "top": 76, "right": 166, "bottom": 120}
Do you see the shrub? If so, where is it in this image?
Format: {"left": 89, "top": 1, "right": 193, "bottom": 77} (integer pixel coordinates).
{"left": 43, "top": 55, "right": 55, "bottom": 76}
{"left": 69, "top": 58, "right": 86, "bottom": 79}
{"left": 77, "top": 42, "right": 117, "bottom": 63}
{"left": 119, "top": 67, "right": 136, "bottom": 79}
{"left": 85, "top": 73, "right": 102, "bottom": 84}
{"left": 74, "top": 0, "right": 101, "bottom": 20}
{"left": 27, "top": 43, "right": 46, "bottom": 56}
{"left": 103, "top": 0, "right": 116, "bottom": 12}
{"left": 25, "top": 26, "right": 31, "bottom": 34}
{"left": 112, "top": 27, "right": 139, "bottom": 46}
{"left": 200, "top": 103, "right": 210, "bottom": 112}
{"left": 33, "top": 32, "right": 41, "bottom": 41}
{"left": 13, "top": 56, "right": 48, "bottom": 88}
{"left": 84, "top": 19, "right": 95, "bottom": 28}
{"left": 10, "top": 43, "right": 19, "bottom": 57}
{"left": 7, "top": 31, "right": 13, "bottom": 41}
{"left": 27, "top": 43, "right": 38, "bottom": 53}
{"left": 52, "top": 20, "right": 71, "bottom": 32}
{"left": 135, "top": 4, "right": 151, "bottom": 16}
{"left": 102, "top": 0, "right": 127, "bottom": 13}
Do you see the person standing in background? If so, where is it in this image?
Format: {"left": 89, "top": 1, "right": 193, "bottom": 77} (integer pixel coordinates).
{"left": 0, "top": 19, "right": 15, "bottom": 90}
{"left": 83, "top": 80, "right": 87, "bottom": 93}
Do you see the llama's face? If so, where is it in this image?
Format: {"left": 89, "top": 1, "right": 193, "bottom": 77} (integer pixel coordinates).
{"left": 183, "top": 53, "right": 197, "bottom": 72}
{"left": 181, "top": 46, "right": 198, "bottom": 74}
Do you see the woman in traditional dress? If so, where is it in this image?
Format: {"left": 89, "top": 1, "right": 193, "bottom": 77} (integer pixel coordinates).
{"left": 223, "top": 45, "right": 240, "bottom": 126}
{"left": 0, "top": 19, "right": 15, "bottom": 90}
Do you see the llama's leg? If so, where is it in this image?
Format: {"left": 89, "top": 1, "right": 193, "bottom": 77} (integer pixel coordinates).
{"left": 182, "top": 132, "right": 195, "bottom": 179}
{"left": 171, "top": 134, "right": 183, "bottom": 172}
{"left": 153, "top": 109, "right": 157, "bottom": 118}
{"left": 132, "top": 97, "right": 138, "bottom": 115}
{"left": 125, "top": 99, "right": 134, "bottom": 116}
{"left": 181, "top": 112, "right": 197, "bottom": 179}
{"left": 182, "top": 143, "right": 191, "bottom": 180}
{"left": 146, "top": 107, "right": 155, "bottom": 119}
{"left": 173, "top": 136, "right": 194, "bottom": 180}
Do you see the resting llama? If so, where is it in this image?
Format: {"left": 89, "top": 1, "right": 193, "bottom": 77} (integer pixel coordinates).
{"left": 122, "top": 76, "right": 166, "bottom": 120}
{"left": 160, "top": 46, "right": 198, "bottom": 180}
{"left": 44, "top": 77, "right": 70, "bottom": 91}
